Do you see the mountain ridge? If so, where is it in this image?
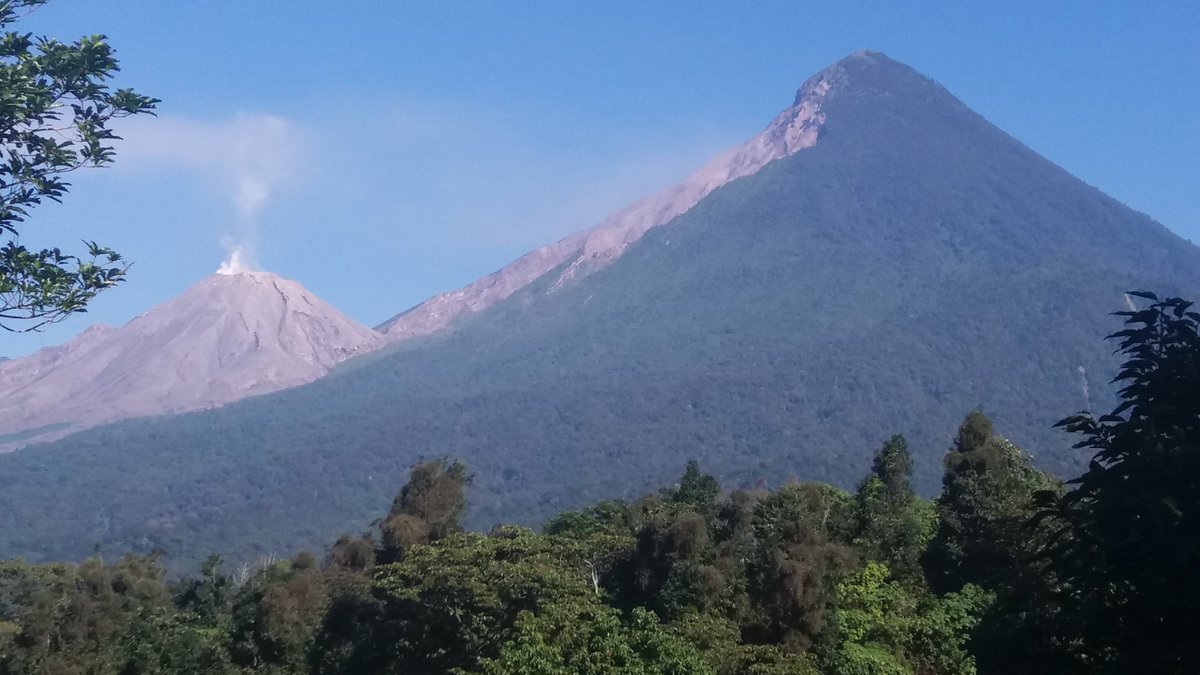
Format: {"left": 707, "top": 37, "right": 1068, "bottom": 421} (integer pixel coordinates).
{"left": 375, "top": 54, "right": 844, "bottom": 339}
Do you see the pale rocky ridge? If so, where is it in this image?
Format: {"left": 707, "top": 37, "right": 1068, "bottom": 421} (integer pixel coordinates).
{"left": 0, "top": 270, "right": 382, "bottom": 448}
{"left": 376, "top": 58, "right": 847, "bottom": 339}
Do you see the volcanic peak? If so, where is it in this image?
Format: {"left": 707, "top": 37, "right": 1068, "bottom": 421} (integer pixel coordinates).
{"left": 0, "top": 270, "right": 382, "bottom": 448}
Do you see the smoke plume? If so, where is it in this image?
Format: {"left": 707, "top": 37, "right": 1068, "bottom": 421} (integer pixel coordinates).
{"left": 216, "top": 244, "right": 254, "bottom": 275}
{"left": 117, "top": 112, "right": 306, "bottom": 273}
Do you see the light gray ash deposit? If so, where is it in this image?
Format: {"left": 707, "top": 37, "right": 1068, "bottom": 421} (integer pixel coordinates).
{"left": 0, "top": 270, "right": 382, "bottom": 448}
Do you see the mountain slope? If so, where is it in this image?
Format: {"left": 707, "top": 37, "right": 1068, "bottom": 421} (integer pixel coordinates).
{"left": 1, "top": 51, "right": 1197, "bottom": 567}
{"left": 0, "top": 270, "right": 382, "bottom": 446}
{"left": 376, "top": 64, "right": 833, "bottom": 339}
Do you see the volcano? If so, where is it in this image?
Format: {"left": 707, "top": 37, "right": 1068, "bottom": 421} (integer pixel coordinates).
{"left": 0, "top": 270, "right": 382, "bottom": 447}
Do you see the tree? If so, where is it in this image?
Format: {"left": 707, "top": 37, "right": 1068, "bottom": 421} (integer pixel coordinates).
{"left": 670, "top": 460, "right": 720, "bottom": 512}
{"left": 228, "top": 553, "right": 328, "bottom": 672}
{"left": 105, "top": 608, "right": 235, "bottom": 675}
{"left": 851, "top": 435, "right": 933, "bottom": 584}
{"left": 607, "top": 463, "right": 726, "bottom": 618}
{"left": 377, "top": 458, "right": 471, "bottom": 563}
{"left": 923, "top": 411, "right": 1056, "bottom": 593}
{"left": 344, "top": 527, "right": 631, "bottom": 674}
{"left": 0, "top": 554, "right": 171, "bottom": 674}
{"left": 1041, "top": 292, "right": 1200, "bottom": 673}
{"left": 478, "top": 605, "right": 713, "bottom": 675}
{"left": 746, "top": 483, "right": 856, "bottom": 649}
{"left": 825, "top": 561, "right": 990, "bottom": 675}
{"left": 0, "top": 0, "right": 157, "bottom": 332}
{"left": 923, "top": 412, "right": 1069, "bottom": 675}
{"left": 543, "top": 500, "right": 634, "bottom": 539}
{"left": 670, "top": 612, "right": 820, "bottom": 675}
{"left": 173, "top": 554, "right": 232, "bottom": 624}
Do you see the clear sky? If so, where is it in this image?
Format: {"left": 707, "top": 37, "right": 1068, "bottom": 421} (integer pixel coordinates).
{"left": 4, "top": 1, "right": 1198, "bottom": 356}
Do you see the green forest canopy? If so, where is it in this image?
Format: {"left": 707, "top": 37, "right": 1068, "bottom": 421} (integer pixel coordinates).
{"left": 1, "top": 293, "right": 1195, "bottom": 674}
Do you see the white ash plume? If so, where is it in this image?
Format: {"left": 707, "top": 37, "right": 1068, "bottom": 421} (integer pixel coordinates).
{"left": 116, "top": 112, "right": 306, "bottom": 274}
{"left": 216, "top": 244, "right": 255, "bottom": 275}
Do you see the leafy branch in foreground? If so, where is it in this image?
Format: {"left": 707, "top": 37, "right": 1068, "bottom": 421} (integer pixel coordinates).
{"left": 1040, "top": 291, "right": 1200, "bottom": 673}
{"left": 0, "top": 240, "right": 124, "bottom": 331}
{"left": 0, "top": 0, "right": 157, "bottom": 331}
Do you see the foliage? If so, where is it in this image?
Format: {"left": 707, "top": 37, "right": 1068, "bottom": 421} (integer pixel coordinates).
{"left": 668, "top": 460, "right": 721, "bottom": 513}
{"left": 321, "top": 527, "right": 631, "bottom": 674}
{"left": 0, "top": 554, "right": 171, "bottom": 674}
{"left": 477, "top": 605, "right": 712, "bottom": 675}
{"left": 106, "top": 609, "right": 234, "bottom": 675}
{"left": 0, "top": 294, "right": 1197, "bottom": 671}
{"left": 378, "top": 458, "right": 470, "bottom": 563}
{"left": 543, "top": 500, "right": 635, "bottom": 539}
{"left": 0, "top": 453, "right": 994, "bottom": 674}
{"left": 744, "top": 483, "right": 856, "bottom": 648}
{"left": 228, "top": 553, "right": 328, "bottom": 672}
{"left": 1040, "top": 292, "right": 1200, "bottom": 672}
{"left": 0, "top": 0, "right": 157, "bottom": 331}
{"left": 825, "top": 562, "right": 990, "bottom": 675}
{"left": 851, "top": 436, "right": 934, "bottom": 584}
{"left": 923, "top": 412, "right": 1058, "bottom": 593}
{"left": 919, "top": 412, "right": 1072, "bottom": 674}
{"left": 669, "top": 612, "right": 819, "bottom": 675}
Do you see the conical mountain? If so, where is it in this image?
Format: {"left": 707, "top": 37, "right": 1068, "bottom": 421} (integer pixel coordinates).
{"left": 2, "top": 51, "right": 1197, "bottom": 566}
{"left": 0, "top": 270, "right": 382, "bottom": 447}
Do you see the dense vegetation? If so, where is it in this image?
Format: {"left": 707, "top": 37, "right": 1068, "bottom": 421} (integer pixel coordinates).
{"left": 3, "top": 53, "right": 1200, "bottom": 568}
{"left": 1, "top": 292, "right": 1196, "bottom": 674}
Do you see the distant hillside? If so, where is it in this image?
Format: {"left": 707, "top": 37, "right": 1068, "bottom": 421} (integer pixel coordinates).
{"left": 1, "top": 51, "right": 1198, "bottom": 567}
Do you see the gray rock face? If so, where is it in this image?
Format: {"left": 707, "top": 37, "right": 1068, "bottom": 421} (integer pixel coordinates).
{"left": 375, "top": 61, "right": 841, "bottom": 340}
{"left": 0, "top": 270, "right": 382, "bottom": 448}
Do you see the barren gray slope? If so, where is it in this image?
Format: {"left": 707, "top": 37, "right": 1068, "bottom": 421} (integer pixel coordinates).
{"left": 0, "top": 271, "right": 382, "bottom": 447}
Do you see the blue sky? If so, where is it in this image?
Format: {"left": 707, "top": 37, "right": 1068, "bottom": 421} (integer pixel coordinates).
{"left": 5, "top": 1, "right": 1198, "bottom": 355}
